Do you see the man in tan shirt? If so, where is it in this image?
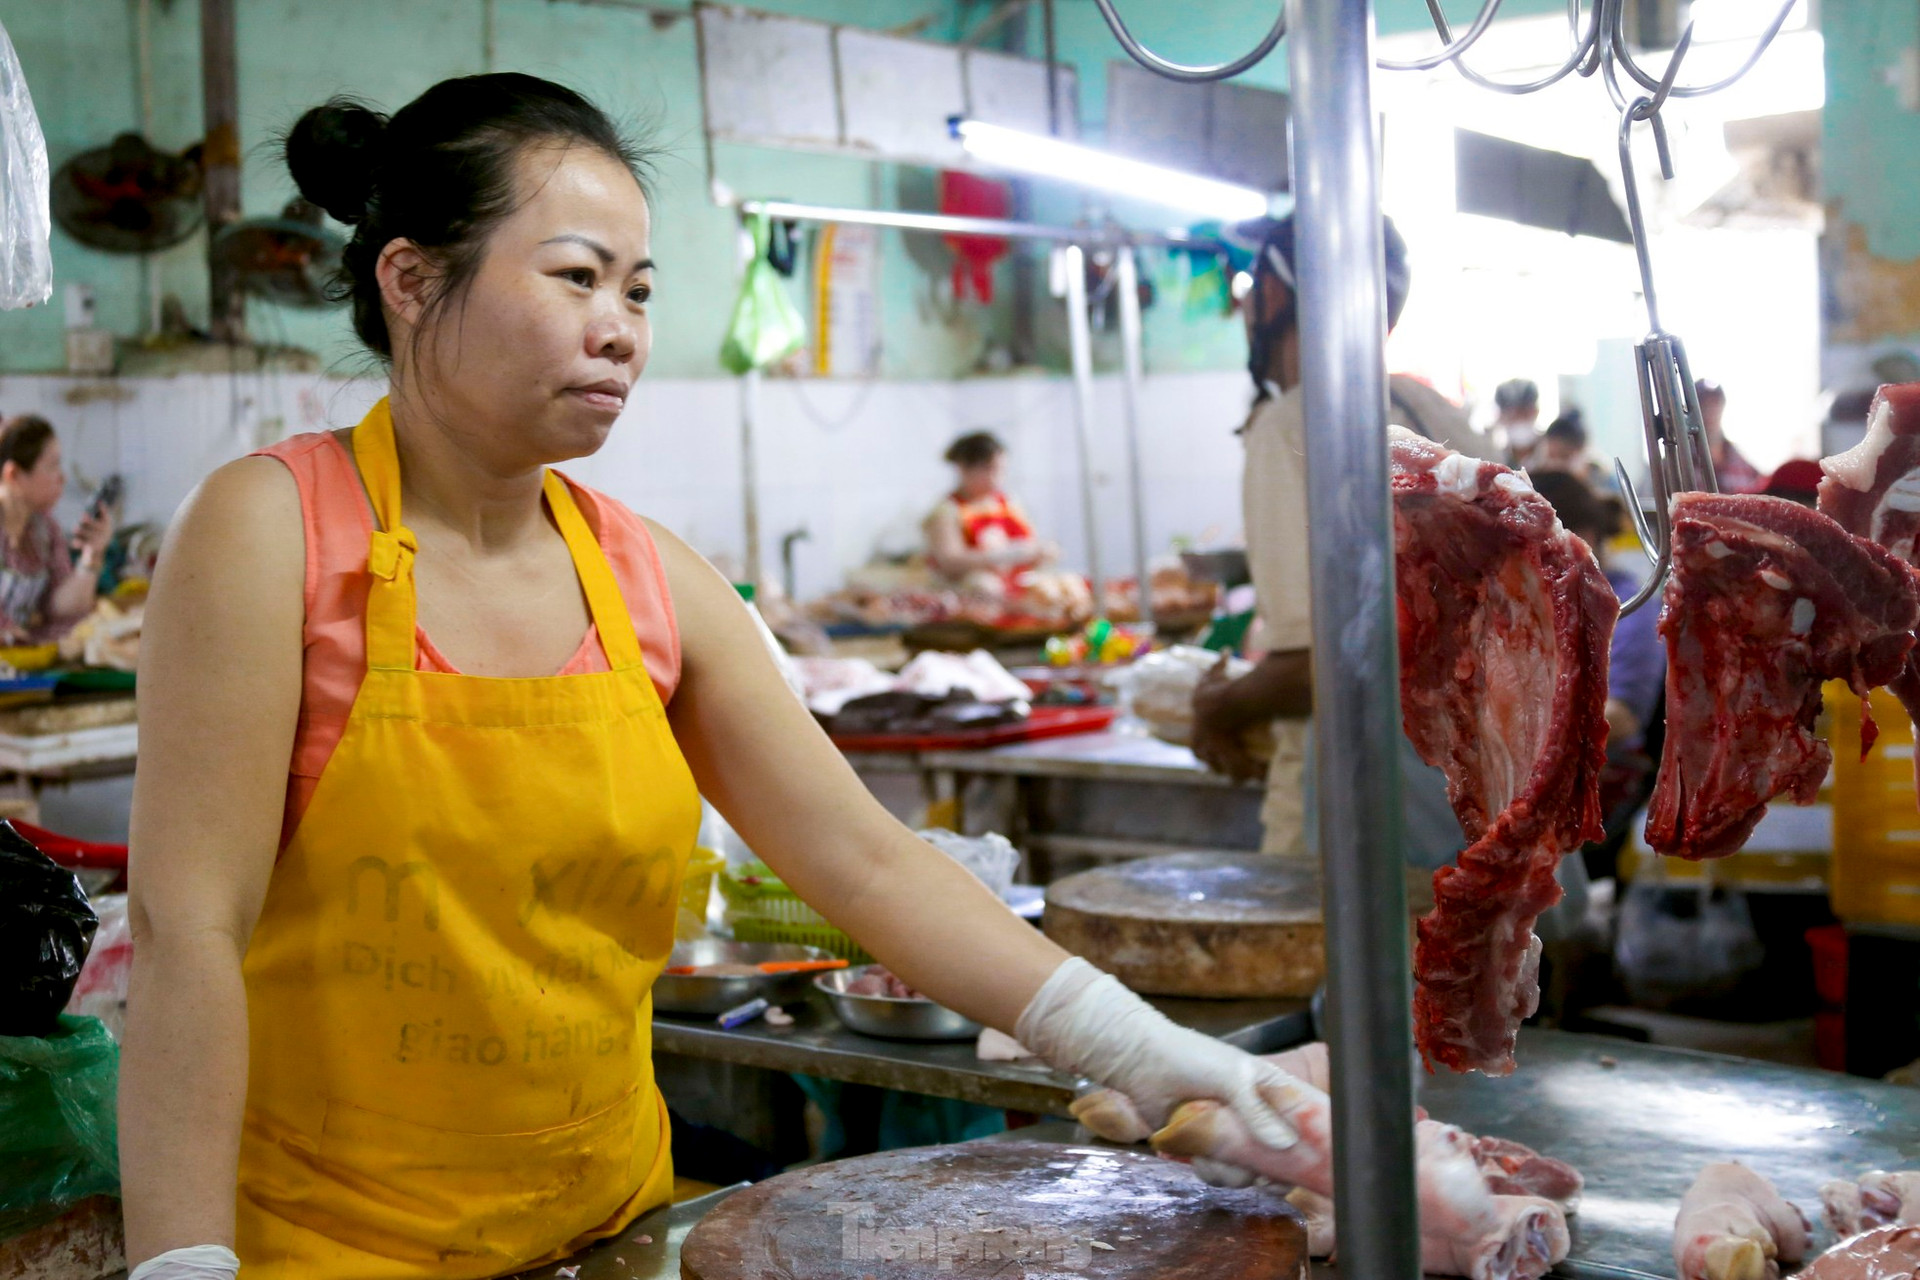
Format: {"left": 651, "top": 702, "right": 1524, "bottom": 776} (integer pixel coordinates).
{"left": 1191, "top": 214, "right": 1484, "bottom": 864}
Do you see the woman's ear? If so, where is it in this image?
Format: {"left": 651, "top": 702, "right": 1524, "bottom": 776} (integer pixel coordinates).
{"left": 375, "top": 239, "right": 438, "bottom": 333}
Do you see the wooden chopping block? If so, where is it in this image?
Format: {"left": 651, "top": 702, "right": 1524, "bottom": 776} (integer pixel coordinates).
{"left": 1044, "top": 853, "right": 1325, "bottom": 999}
{"left": 0, "top": 1196, "right": 124, "bottom": 1280}
{"left": 1043, "top": 852, "right": 1440, "bottom": 999}
{"left": 680, "top": 1140, "right": 1306, "bottom": 1280}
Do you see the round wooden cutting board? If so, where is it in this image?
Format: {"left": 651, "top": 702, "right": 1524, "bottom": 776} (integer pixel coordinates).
{"left": 679, "top": 1141, "right": 1307, "bottom": 1280}
{"left": 1043, "top": 852, "right": 1327, "bottom": 998}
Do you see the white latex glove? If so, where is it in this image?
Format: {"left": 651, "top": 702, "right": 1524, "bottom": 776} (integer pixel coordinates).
{"left": 127, "top": 1245, "right": 240, "bottom": 1279}
{"left": 1017, "top": 957, "right": 1329, "bottom": 1187}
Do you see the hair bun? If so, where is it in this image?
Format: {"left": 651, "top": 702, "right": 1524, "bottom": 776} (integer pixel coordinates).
{"left": 285, "top": 98, "right": 389, "bottom": 225}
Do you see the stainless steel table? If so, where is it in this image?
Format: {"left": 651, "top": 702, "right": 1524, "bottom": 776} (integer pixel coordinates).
{"left": 1417, "top": 1028, "right": 1920, "bottom": 1279}
{"left": 528, "top": 1028, "right": 1920, "bottom": 1280}
{"left": 652, "top": 988, "right": 1312, "bottom": 1117}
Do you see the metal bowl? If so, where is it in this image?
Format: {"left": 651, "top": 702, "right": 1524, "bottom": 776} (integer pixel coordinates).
{"left": 814, "top": 967, "right": 983, "bottom": 1042}
{"left": 652, "top": 940, "right": 837, "bottom": 1016}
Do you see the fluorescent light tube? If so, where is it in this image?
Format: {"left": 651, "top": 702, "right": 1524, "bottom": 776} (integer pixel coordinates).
{"left": 951, "top": 118, "right": 1271, "bottom": 222}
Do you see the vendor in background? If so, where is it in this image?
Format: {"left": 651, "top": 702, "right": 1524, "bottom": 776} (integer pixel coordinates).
{"left": 1490, "top": 378, "right": 1541, "bottom": 466}
{"left": 1695, "top": 379, "right": 1764, "bottom": 493}
{"left": 1528, "top": 408, "right": 1609, "bottom": 489}
{"left": 0, "top": 414, "right": 114, "bottom": 643}
{"left": 924, "top": 430, "right": 1055, "bottom": 595}
{"left": 1189, "top": 213, "right": 1464, "bottom": 871}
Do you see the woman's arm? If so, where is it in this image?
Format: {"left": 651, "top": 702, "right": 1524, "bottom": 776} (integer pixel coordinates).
{"left": 924, "top": 503, "right": 1036, "bottom": 581}
{"left": 120, "top": 458, "right": 305, "bottom": 1268}
{"left": 657, "top": 525, "right": 1065, "bottom": 1032}
{"left": 47, "top": 509, "right": 115, "bottom": 623}
{"left": 655, "top": 524, "right": 1325, "bottom": 1178}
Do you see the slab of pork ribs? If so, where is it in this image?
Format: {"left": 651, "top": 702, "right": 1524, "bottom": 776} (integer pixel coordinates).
{"left": 1644, "top": 491, "right": 1918, "bottom": 859}
{"left": 1820, "top": 381, "right": 1920, "bottom": 808}
{"left": 1392, "top": 429, "right": 1617, "bottom": 1075}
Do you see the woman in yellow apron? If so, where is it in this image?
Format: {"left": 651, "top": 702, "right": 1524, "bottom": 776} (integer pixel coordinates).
{"left": 119, "top": 74, "right": 1323, "bottom": 1280}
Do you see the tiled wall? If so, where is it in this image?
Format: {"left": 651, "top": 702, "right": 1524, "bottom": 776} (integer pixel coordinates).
{"left": 0, "top": 370, "right": 1256, "bottom": 599}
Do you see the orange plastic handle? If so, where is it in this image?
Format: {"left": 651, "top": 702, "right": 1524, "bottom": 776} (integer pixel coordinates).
{"left": 664, "top": 959, "right": 850, "bottom": 977}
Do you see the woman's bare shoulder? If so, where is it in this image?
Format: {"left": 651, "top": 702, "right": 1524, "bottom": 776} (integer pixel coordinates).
{"left": 154, "top": 456, "right": 305, "bottom": 607}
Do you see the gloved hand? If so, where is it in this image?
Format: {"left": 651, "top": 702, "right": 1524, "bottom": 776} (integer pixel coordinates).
{"left": 1017, "top": 957, "right": 1332, "bottom": 1191}
{"left": 127, "top": 1245, "right": 240, "bottom": 1279}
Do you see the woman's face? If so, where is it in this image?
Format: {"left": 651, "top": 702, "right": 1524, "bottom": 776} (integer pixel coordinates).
{"left": 1534, "top": 438, "right": 1581, "bottom": 473}
{"left": 8, "top": 439, "right": 64, "bottom": 513}
{"left": 405, "top": 144, "right": 654, "bottom": 471}
{"left": 956, "top": 455, "right": 1005, "bottom": 500}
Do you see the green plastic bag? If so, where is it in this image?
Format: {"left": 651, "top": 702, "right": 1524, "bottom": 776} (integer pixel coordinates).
{"left": 719, "top": 214, "right": 806, "bottom": 375}
{"left": 0, "top": 1015, "right": 119, "bottom": 1212}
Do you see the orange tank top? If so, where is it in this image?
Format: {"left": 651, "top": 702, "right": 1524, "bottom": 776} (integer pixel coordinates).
{"left": 256, "top": 431, "right": 682, "bottom": 846}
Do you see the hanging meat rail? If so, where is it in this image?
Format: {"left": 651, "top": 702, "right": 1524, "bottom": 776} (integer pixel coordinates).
{"left": 1084, "top": 0, "right": 1804, "bottom": 1273}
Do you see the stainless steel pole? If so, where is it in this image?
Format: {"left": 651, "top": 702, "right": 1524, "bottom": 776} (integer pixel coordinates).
{"left": 741, "top": 368, "right": 764, "bottom": 589}
{"left": 1114, "top": 246, "right": 1154, "bottom": 627}
{"left": 1061, "top": 245, "right": 1106, "bottom": 613}
{"left": 1287, "top": 0, "right": 1421, "bottom": 1274}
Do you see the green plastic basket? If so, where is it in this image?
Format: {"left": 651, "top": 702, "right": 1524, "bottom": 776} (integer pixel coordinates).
{"left": 719, "top": 863, "right": 871, "bottom": 963}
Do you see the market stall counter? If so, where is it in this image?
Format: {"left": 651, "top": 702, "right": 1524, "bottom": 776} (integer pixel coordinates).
{"left": 501, "top": 1029, "right": 1920, "bottom": 1280}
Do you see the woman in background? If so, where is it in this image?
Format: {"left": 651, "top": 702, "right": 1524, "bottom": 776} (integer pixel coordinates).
{"left": 924, "top": 430, "right": 1054, "bottom": 595}
{"left": 0, "top": 414, "right": 114, "bottom": 642}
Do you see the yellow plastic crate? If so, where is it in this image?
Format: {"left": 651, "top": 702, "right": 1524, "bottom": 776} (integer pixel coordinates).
{"left": 1829, "top": 683, "right": 1920, "bottom": 925}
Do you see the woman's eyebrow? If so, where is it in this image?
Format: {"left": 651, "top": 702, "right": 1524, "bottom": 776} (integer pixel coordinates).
{"left": 540, "top": 233, "right": 653, "bottom": 274}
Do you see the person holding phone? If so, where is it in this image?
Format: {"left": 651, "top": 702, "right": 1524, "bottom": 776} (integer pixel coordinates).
{"left": 0, "top": 414, "right": 115, "bottom": 643}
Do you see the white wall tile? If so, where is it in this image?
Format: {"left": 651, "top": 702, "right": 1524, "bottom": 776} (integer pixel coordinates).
{"left": 0, "top": 369, "right": 1258, "bottom": 600}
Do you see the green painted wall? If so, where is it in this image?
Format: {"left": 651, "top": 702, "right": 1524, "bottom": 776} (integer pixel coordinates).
{"left": 1820, "top": 0, "right": 1920, "bottom": 350}
{"left": 1, "top": 0, "right": 1563, "bottom": 379}
{"left": 1823, "top": 0, "right": 1920, "bottom": 262}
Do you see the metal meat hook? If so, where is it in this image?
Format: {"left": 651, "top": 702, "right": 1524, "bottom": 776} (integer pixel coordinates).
{"left": 1610, "top": 72, "right": 1719, "bottom": 618}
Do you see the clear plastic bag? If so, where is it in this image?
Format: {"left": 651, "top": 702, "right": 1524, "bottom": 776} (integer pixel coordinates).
{"left": 1615, "top": 877, "right": 1764, "bottom": 1005}
{"left": 917, "top": 828, "right": 1020, "bottom": 901}
{"left": 1109, "top": 644, "right": 1250, "bottom": 746}
{"left": 0, "top": 19, "right": 53, "bottom": 311}
{"left": 65, "top": 893, "right": 131, "bottom": 1041}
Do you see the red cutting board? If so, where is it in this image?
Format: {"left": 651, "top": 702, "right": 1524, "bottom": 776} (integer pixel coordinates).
{"left": 828, "top": 704, "right": 1117, "bottom": 753}
{"left": 679, "top": 1141, "right": 1308, "bottom": 1280}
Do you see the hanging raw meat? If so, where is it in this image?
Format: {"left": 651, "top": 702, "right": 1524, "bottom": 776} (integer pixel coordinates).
{"left": 1390, "top": 428, "right": 1618, "bottom": 1075}
{"left": 1644, "top": 492, "right": 1919, "bottom": 859}
{"left": 1821, "top": 381, "right": 1920, "bottom": 806}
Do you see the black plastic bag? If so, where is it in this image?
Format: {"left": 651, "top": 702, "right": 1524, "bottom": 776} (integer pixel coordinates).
{"left": 0, "top": 821, "right": 98, "bottom": 1037}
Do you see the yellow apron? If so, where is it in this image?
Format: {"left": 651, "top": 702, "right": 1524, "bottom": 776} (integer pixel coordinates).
{"left": 235, "top": 399, "right": 698, "bottom": 1278}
